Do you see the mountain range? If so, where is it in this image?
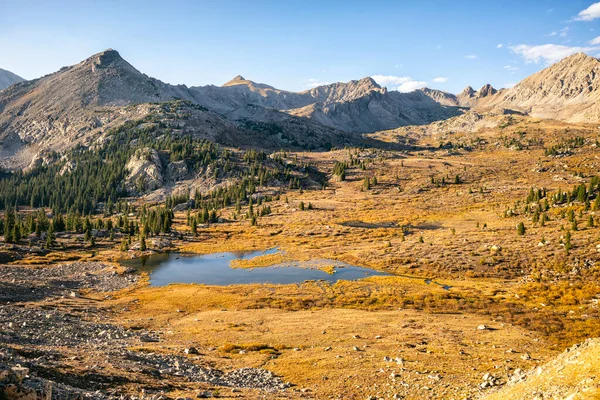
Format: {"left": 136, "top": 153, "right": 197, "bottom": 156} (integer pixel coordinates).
{"left": 1, "top": 49, "right": 600, "bottom": 170}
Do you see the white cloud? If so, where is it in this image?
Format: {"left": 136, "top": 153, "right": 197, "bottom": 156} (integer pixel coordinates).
{"left": 372, "top": 75, "right": 413, "bottom": 86}
{"left": 371, "top": 75, "right": 427, "bottom": 92}
{"left": 465, "top": 54, "right": 478, "bottom": 59}
{"left": 497, "top": 43, "right": 503, "bottom": 48}
{"left": 394, "top": 64, "right": 403, "bottom": 69}
{"left": 590, "top": 36, "right": 600, "bottom": 45}
{"left": 306, "top": 78, "right": 330, "bottom": 88}
{"left": 432, "top": 77, "right": 448, "bottom": 83}
{"left": 503, "top": 65, "right": 519, "bottom": 72}
{"left": 510, "top": 44, "right": 598, "bottom": 64}
{"left": 397, "top": 80, "right": 427, "bottom": 92}
{"left": 549, "top": 27, "right": 569, "bottom": 37}
{"left": 574, "top": 2, "right": 600, "bottom": 21}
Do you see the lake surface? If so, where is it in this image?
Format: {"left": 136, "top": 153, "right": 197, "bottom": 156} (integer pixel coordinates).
{"left": 120, "top": 248, "right": 391, "bottom": 286}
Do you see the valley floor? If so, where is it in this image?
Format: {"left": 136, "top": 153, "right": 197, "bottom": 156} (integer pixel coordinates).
{"left": 3, "top": 116, "right": 600, "bottom": 398}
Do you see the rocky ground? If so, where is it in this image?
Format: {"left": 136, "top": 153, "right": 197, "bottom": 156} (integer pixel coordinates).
{"left": 0, "top": 262, "right": 291, "bottom": 399}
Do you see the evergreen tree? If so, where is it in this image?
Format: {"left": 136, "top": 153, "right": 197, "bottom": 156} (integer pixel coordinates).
{"left": 46, "top": 222, "right": 55, "bottom": 248}
{"left": 3, "top": 210, "right": 15, "bottom": 242}
{"left": 363, "top": 177, "right": 371, "bottom": 191}
{"left": 517, "top": 222, "right": 526, "bottom": 235}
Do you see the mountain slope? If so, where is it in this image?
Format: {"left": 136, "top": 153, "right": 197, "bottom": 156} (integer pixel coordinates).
{"left": 0, "top": 49, "right": 198, "bottom": 168}
{"left": 0, "top": 68, "right": 25, "bottom": 91}
{"left": 288, "top": 88, "right": 464, "bottom": 132}
{"left": 480, "top": 53, "right": 600, "bottom": 122}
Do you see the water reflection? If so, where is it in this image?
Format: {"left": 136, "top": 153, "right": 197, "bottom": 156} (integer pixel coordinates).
{"left": 120, "top": 248, "right": 391, "bottom": 287}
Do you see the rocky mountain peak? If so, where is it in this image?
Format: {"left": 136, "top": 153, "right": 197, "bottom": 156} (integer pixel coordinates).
{"left": 359, "top": 76, "right": 381, "bottom": 89}
{"left": 560, "top": 52, "right": 597, "bottom": 64}
{"left": 223, "top": 75, "right": 247, "bottom": 86}
{"left": 477, "top": 84, "right": 496, "bottom": 98}
{"left": 88, "top": 49, "right": 124, "bottom": 68}
{"left": 460, "top": 86, "right": 475, "bottom": 96}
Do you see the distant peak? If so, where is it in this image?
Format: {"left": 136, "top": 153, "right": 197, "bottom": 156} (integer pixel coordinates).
{"left": 477, "top": 83, "right": 497, "bottom": 97}
{"left": 223, "top": 75, "right": 250, "bottom": 87}
{"left": 460, "top": 86, "right": 475, "bottom": 96}
{"left": 359, "top": 76, "right": 381, "bottom": 88}
{"left": 562, "top": 52, "right": 594, "bottom": 62}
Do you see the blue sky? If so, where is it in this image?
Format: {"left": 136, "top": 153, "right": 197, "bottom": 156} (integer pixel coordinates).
{"left": 1, "top": 0, "right": 600, "bottom": 94}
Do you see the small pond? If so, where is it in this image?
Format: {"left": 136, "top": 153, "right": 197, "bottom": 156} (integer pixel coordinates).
{"left": 120, "top": 248, "right": 391, "bottom": 286}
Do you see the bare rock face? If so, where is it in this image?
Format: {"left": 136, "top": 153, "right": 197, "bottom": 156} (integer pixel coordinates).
{"left": 125, "top": 148, "right": 163, "bottom": 194}
{"left": 166, "top": 159, "right": 188, "bottom": 181}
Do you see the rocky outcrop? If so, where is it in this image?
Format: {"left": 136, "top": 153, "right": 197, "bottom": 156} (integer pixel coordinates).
{"left": 483, "top": 338, "right": 600, "bottom": 399}
{"left": 125, "top": 148, "right": 163, "bottom": 194}
{"left": 0, "top": 68, "right": 24, "bottom": 91}
{"left": 166, "top": 159, "right": 188, "bottom": 181}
